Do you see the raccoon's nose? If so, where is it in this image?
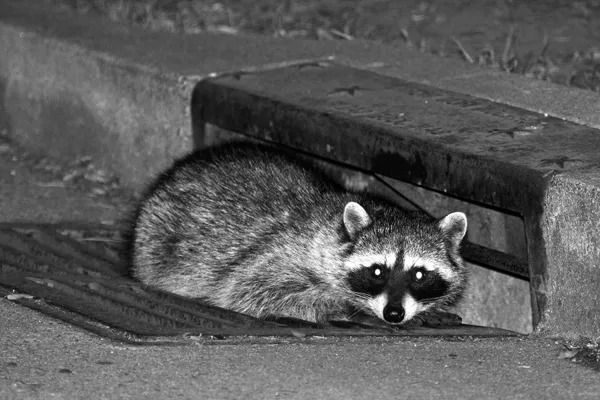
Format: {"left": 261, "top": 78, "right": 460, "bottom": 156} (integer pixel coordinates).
{"left": 383, "top": 305, "right": 405, "bottom": 324}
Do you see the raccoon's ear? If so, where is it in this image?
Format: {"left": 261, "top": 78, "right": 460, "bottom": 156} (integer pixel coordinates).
{"left": 343, "top": 202, "right": 372, "bottom": 240}
{"left": 439, "top": 212, "right": 467, "bottom": 247}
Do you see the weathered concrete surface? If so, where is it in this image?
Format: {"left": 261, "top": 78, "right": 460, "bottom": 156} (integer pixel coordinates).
{"left": 3, "top": 0, "right": 600, "bottom": 187}
{"left": 0, "top": 5, "right": 194, "bottom": 189}
{"left": 3, "top": 299, "right": 600, "bottom": 400}
{"left": 541, "top": 173, "right": 600, "bottom": 338}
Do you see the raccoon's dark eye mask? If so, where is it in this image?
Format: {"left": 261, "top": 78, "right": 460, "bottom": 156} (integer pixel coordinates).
{"left": 346, "top": 263, "right": 390, "bottom": 296}
{"left": 409, "top": 268, "right": 450, "bottom": 301}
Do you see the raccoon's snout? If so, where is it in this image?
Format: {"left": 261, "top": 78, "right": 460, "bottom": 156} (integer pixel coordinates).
{"left": 383, "top": 304, "right": 405, "bottom": 323}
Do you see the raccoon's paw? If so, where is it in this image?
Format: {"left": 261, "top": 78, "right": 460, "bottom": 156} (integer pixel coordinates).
{"left": 401, "top": 317, "right": 424, "bottom": 328}
{"left": 416, "top": 311, "right": 463, "bottom": 327}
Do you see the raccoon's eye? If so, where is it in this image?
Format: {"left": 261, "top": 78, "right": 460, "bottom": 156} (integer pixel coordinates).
{"left": 370, "top": 264, "right": 387, "bottom": 280}
{"left": 347, "top": 264, "right": 388, "bottom": 296}
{"left": 410, "top": 268, "right": 430, "bottom": 284}
{"left": 408, "top": 267, "right": 449, "bottom": 301}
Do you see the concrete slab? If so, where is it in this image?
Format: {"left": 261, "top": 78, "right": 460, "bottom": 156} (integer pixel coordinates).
{"left": 2, "top": 298, "right": 600, "bottom": 400}
{"left": 2, "top": 0, "right": 600, "bottom": 187}
{"left": 541, "top": 173, "right": 600, "bottom": 337}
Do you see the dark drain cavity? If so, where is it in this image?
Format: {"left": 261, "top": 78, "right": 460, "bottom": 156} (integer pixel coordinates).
{"left": 0, "top": 222, "right": 517, "bottom": 342}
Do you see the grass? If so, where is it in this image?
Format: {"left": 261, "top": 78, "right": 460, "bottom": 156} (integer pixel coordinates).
{"left": 48, "top": 0, "right": 600, "bottom": 92}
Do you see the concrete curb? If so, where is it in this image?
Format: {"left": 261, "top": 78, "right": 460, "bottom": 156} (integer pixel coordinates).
{"left": 2, "top": 0, "right": 600, "bottom": 337}
{"left": 3, "top": 0, "right": 600, "bottom": 187}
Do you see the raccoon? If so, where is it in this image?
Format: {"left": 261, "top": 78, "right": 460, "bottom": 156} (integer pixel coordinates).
{"left": 130, "top": 142, "right": 468, "bottom": 325}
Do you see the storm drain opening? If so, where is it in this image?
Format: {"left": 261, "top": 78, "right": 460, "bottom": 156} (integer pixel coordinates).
{"left": 0, "top": 222, "right": 518, "bottom": 343}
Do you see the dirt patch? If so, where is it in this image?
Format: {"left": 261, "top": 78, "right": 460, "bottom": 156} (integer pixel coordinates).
{"left": 0, "top": 129, "right": 125, "bottom": 200}
{"left": 48, "top": 0, "right": 600, "bottom": 92}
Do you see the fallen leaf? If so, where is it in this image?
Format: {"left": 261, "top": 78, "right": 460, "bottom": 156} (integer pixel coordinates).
{"left": 557, "top": 349, "right": 580, "bottom": 359}
{"left": 6, "top": 293, "right": 35, "bottom": 300}
{"left": 290, "top": 329, "right": 307, "bottom": 338}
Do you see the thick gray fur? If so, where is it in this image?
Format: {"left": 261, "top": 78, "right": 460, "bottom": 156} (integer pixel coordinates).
{"left": 130, "top": 142, "right": 467, "bottom": 323}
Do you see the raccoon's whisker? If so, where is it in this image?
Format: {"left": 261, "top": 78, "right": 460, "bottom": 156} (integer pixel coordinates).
{"left": 352, "top": 292, "right": 372, "bottom": 301}
{"left": 347, "top": 307, "right": 370, "bottom": 320}
{"left": 410, "top": 258, "right": 418, "bottom": 270}
{"left": 349, "top": 301, "right": 375, "bottom": 316}
{"left": 420, "top": 295, "right": 451, "bottom": 304}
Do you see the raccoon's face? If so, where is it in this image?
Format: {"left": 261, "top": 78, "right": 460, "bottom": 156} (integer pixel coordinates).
{"left": 341, "top": 202, "right": 467, "bottom": 324}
